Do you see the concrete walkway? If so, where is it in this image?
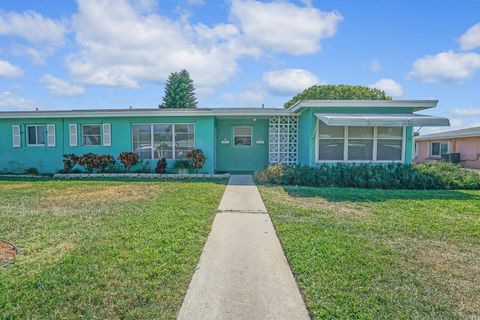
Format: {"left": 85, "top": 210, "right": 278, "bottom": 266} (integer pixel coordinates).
{"left": 177, "top": 175, "right": 310, "bottom": 320}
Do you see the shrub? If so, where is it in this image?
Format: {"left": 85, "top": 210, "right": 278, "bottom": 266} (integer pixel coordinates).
{"left": 62, "top": 154, "right": 79, "bottom": 173}
{"left": 254, "top": 163, "right": 480, "bottom": 190}
{"left": 186, "top": 149, "right": 206, "bottom": 171}
{"left": 24, "top": 167, "right": 38, "bottom": 175}
{"left": 156, "top": 158, "right": 167, "bottom": 174}
{"left": 119, "top": 152, "right": 139, "bottom": 172}
{"left": 76, "top": 153, "right": 115, "bottom": 173}
{"left": 131, "top": 160, "right": 151, "bottom": 173}
{"left": 174, "top": 160, "right": 191, "bottom": 172}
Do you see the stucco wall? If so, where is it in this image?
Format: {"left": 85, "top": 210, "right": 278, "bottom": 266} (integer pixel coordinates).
{"left": 414, "top": 137, "right": 480, "bottom": 169}
{"left": 0, "top": 116, "right": 216, "bottom": 173}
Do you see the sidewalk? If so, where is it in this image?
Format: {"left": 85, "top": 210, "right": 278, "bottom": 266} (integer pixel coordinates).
{"left": 177, "top": 175, "right": 310, "bottom": 320}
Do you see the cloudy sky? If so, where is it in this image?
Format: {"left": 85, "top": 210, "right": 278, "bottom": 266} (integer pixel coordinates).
{"left": 0, "top": 0, "right": 479, "bottom": 132}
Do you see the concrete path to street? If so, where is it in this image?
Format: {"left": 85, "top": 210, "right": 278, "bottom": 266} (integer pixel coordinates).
{"left": 177, "top": 175, "right": 310, "bottom": 320}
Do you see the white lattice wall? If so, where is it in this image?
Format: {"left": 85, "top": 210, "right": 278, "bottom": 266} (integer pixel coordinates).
{"left": 268, "top": 116, "right": 298, "bottom": 165}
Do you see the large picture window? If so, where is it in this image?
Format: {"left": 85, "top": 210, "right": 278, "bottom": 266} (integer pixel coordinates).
{"left": 132, "top": 124, "right": 194, "bottom": 160}
{"left": 27, "top": 125, "right": 45, "bottom": 146}
{"left": 317, "top": 122, "right": 404, "bottom": 162}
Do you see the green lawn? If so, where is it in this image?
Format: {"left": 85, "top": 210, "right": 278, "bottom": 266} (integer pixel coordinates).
{"left": 259, "top": 186, "right": 480, "bottom": 320}
{"left": 0, "top": 180, "right": 225, "bottom": 319}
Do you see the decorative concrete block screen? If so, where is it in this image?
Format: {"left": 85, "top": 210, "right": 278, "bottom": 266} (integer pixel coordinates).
{"left": 268, "top": 116, "right": 298, "bottom": 165}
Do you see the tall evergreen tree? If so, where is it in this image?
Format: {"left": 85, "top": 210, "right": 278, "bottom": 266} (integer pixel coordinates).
{"left": 160, "top": 69, "right": 198, "bottom": 108}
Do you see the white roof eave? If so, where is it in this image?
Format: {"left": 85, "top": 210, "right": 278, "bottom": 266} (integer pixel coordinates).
{"left": 314, "top": 113, "right": 450, "bottom": 127}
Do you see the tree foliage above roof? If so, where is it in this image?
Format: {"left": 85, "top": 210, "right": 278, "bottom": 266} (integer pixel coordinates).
{"left": 160, "top": 69, "right": 198, "bottom": 108}
{"left": 284, "top": 85, "right": 392, "bottom": 109}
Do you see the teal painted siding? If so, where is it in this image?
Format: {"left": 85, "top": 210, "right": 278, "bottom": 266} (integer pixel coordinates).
{"left": 215, "top": 118, "right": 269, "bottom": 172}
{"left": 0, "top": 116, "right": 215, "bottom": 173}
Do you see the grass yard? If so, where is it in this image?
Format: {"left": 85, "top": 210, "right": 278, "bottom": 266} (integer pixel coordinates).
{"left": 259, "top": 186, "right": 480, "bottom": 320}
{"left": 0, "top": 179, "right": 226, "bottom": 319}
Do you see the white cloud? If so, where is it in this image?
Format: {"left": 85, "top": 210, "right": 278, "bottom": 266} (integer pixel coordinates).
{"left": 0, "top": 10, "right": 66, "bottom": 45}
{"left": 0, "top": 91, "right": 36, "bottom": 110}
{"left": 68, "top": 0, "right": 243, "bottom": 88}
{"left": 370, "top": 78, "right": 403, "bottom": 97}
{"left": 0, "top": 59, "right": 23, "bottom": 78}
{"left": 0, "top": 10, "right": 67, "bottom": 62}
{"left": 230, "top": 0, "right": 342, "bottom": 55}
{"left": 67, "top": 0, "right": 342, "bottom": 90}
{"left": 239, "top": 89, "right": 265, "bottom": 105}
{"left": 452, "top": 108, "right": 480, "bottom": 116}
{"left": 409, "top": 51, "right": 480, "bottom": 83}
{"left": 263, "top": 68, "right": 318, "bottom": 95}
{"left": 370, "top": 59, "right": 381, "bottom": 72}
{"left": 459, "top": 22, "right": 480, "bottom": 51}
{"left": 40, "top": 74, "right": 85, "bottom": 96}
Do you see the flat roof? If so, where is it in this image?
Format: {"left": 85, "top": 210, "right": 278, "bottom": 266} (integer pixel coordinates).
{"left": 0, "top": 107, "right": 291, "bottom": 119}
{"left": 415, "top": 126, "right": 480, "bottom": 141}
{"left": 0, "top": 99, "right": 440, "bottom": 119}
{"left": 289, "top": 100, "right": 439, "bottom": 112}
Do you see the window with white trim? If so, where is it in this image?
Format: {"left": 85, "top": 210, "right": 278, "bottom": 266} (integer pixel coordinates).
{"left": 431, "top": 141, "right": 448, "bottom": 156}
{"left": 27, "top": 125, "right": 46, "bottom": 146}
{"left": 317, "top": 121, "right": 404, "bottom": 162}
{"left": 233, "top": 126, "right": 252, "bottom": 146}
{"left": 132, "top": 124, "right": 194, "bottom": 160}
{"left": 376, "top": 127, "right": 403, "bottom": 161}
{"left": 82, "top": 124, "right": 101, "bottom": 146}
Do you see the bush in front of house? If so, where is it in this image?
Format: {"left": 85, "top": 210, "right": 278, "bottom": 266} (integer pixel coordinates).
{"left": 118, "top": 152, "right": 139, "bottom": 172}
{"left": 24, "top": 167, "right": 39, "bottom": 175}
{"left": 76, "top": 153, "right": 115, "bottom": 173}
{"left": 254, "top": 162, "right": 480, "bottom": 190}
{"left": 174, "top": 160, "right": 191, "bottom": 173}
{"left": 155, "top": 158, "right": 167, "bottom": 174}
{"left": 186, "top": 149, "right": 206, "bottom": 171}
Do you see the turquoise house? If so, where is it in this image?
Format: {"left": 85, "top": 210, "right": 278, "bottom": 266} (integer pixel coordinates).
{"left": 0, "top": 100, "right": 449, "bottom": 174}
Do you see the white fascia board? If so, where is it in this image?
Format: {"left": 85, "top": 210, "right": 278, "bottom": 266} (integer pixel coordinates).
{"left": 0, "top": 108, "right": 292, "bottom": 119}
{"left": 289, "top": 100, "right": 439, "bottom": 112}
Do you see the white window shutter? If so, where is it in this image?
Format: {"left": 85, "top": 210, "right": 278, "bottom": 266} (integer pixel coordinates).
{"left": 69, "top": 124, "right": 78, "bottom": 146}
{"left": 12, "top": 125, "right": 21, "bottom": 148}
{"left": 47, "top": 124, "right": 56, "bottom": 147}
{"left": 103, "top": 123, "right": 111, "bottom": 146}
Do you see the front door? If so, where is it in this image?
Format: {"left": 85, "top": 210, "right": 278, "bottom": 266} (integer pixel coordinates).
{"left": 215, "top": 118, "right": 269, "bottom": 173}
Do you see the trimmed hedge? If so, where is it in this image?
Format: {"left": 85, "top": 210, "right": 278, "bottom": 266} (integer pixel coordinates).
{"left": 254, "top": 163, "right": 480, "bottom": 190}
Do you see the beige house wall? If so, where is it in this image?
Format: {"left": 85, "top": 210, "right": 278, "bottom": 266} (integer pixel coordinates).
{"left": 414, "top": 136, "right": 480, "bottom": 169}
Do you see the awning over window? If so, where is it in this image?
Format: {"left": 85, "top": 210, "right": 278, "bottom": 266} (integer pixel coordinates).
{"left": 314, "top": 113, "right": 450, "bottom": 127}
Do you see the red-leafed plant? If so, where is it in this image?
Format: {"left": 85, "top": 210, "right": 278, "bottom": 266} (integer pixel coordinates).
{"left": 76, "top": 153, "right": 115, "bottom": 173}
{"left": 186, "top": 149, "right": 206, "bottom": 171}
{"left": 62, "top": 154, "right": 80, "bottom": 173}
{"left": 119, "top": 152, "right": 139, "bottom": 172}
{"left": 155, "top": 158, "right": 167, "bottom": 174}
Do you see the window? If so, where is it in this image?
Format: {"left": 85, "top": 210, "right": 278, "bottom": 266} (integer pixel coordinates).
{"left": 348, "top": 127, "right": 373, "bottom": 161}
{"left": 376, "top": 127, "right": 403, "bottom": 161}
{"left": 82, "top": 124, "right": 101, "bottom": 146}
{"left": 132, "top": 124, "right": 194, "bottom": 160}
{"left": 431, "top": 141, "right": 448, "bottom": 156}
{"left": 27, "top": 125, "right": 45, "bottom": 146}
{"left": 233, "top": 126, "right": 252, "bottom": 146}
{"left": 175, "top": 124, "right": 194, "bottom": 159}
{"left": 317, "top": 122, "right": 404, "bottom": 162}
{"left": 318, "top": 121, "right": 344, "bottom": 161}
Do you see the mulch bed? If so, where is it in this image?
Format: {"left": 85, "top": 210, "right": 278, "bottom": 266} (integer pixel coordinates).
{"left": 0, "top": 240, "right": 17, "bottom": 265}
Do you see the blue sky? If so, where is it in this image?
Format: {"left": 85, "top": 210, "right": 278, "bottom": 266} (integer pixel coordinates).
{"left": 1, "top": 0, "right": 480, "bottom": 133}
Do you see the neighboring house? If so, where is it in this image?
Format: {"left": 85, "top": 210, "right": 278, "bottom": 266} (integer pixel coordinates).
{"left": 0, "top": 100, "right": 449, "bottom": 173}
{"left": 414, "top": 126, "right": 480, "bottom": 169}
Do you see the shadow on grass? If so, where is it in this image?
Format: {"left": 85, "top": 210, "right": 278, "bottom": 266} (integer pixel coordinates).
{"left": 275, "top": 185, "right": 480, "bottom": 202}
